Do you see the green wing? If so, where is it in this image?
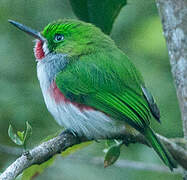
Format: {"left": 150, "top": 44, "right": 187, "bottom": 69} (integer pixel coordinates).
{"left": 55, "top": 52, "right": 177, "bottom": 170}
{"left": 55, "top": 51, "right": 154, "bottom": 132}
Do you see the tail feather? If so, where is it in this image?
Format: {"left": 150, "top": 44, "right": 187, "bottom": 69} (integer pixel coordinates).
{"left": 144, "top": 127, "right": 177, "bottom": 171}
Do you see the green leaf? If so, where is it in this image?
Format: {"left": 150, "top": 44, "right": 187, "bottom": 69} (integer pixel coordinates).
{"left": 22, "top": 156, "right": 55, "bottom": 180}
{"left": 104, "top": 144, "right": 121, "bottom": 168}
{"left": 8, "top": 125, "right": 23, "bottom": 146}
{"left": 17, "top": 131, "right": 25, "bottom": 142}
{"left": 8, "top": 122, "right": 32, "bottom": 148}
{"left": 104, "top": 140, "right": 123, "bottom": 167}
{"left": 62, "top": 141, "right": 92, "bottom": 157}
{"left": 23, "top": 121, "right": 32, "bottom": 146}
{"left": 69, "top": 0, "right": 127, "bottom": 34}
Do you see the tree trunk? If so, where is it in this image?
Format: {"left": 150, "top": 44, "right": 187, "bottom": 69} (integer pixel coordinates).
{"left": 155, "top": 0, "right": 187, "bottom": 179}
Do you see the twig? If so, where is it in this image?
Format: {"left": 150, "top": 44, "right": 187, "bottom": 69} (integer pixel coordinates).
{"left": 67, "top": 155, "right": 183, "bottom": 174}
{"left": 0, "top": 130, "right": 186, "bottom": 180}
{"left": 113, "top": 159, "right": 182, "bottom": 174}
{"left": 156, "top": 134, "right": 187, "bottom": 169}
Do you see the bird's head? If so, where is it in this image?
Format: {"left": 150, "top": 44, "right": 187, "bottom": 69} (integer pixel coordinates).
{"left": 9, "top": 19, "right": 115, "bottom": 61}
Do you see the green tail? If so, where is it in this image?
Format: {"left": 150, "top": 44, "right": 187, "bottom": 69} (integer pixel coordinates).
{"left": 144, "top": 127, "right": 177, "bottom": 171}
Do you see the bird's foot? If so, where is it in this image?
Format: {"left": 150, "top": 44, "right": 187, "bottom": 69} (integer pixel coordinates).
{"left": 23, "top": 151, "right": 32, "bottom": 160}
{"left": 59, "top": 129, "right": 82, "bottom": 143}
{"left": 60, "top": 129, "right": 75, "bottom": 136}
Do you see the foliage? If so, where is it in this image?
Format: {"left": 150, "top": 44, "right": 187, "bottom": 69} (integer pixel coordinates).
{"left": 8, "top": 121, "right": 32, "bottom": 149}
{"left": 69, "top": 0, "right": 127, "bottom": 34}
{"left": 104, "top": 140, "right": 123, "bottom": 167}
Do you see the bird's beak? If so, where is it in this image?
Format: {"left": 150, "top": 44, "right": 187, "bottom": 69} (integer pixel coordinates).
{"left": 8, "top": 19, "right": 46, "bottom": 42}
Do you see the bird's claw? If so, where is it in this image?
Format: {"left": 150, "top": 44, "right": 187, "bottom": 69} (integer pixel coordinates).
{"left": 23, "top": 151, "right": 32, "bottom": 160}
{"left": 60, "top": 129, "right": 82, "bottom": 143}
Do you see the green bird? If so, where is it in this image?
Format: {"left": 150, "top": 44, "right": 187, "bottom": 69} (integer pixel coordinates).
{"left": 9, "top": 19, "right": 176, "bottom": 170}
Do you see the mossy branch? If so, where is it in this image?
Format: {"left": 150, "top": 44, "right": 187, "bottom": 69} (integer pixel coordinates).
{"left": 0, "top": 130, "right": 187, "bottom": 180}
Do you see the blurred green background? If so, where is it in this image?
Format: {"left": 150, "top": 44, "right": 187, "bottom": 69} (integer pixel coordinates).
{"left": 0, "top": 0, "right": 183, "bottom": 179}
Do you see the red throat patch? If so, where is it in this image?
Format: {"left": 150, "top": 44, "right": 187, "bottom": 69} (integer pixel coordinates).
{"left": 34, "top": 40, "right": 45, "bottom": 60}
{"left": 50, "top": 81, "right": 93, "bottom": 111}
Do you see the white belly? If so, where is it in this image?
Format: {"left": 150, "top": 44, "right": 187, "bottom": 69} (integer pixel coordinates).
{"left": 46, "top": 97, "right": 126, "bottom": 139}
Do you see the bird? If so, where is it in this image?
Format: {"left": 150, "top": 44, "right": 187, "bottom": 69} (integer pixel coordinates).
{"left": 8, "top": 19, "right": 176, "bottom": 170}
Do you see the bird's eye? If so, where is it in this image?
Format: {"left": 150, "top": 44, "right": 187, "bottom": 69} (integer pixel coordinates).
{"left": 54, "top": 34, "right": 64, "bottom": 42}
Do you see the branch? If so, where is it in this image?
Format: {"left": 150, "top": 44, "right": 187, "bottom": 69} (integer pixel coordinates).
{"left": 68, "top": 156, "right": 183, "bottom": 174}
{"left": 155, "top": 0, "right": 187, "bottom": 179}
{"left": 0, "top": 130, "right": 187, "bottom": 180}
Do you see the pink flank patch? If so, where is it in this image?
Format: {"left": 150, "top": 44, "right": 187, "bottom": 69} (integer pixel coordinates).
{"left": 50, "top": 81, "right": 93, "bottom": 111}
{"left": 34, "top": 40, "right": 45, "bottom": 60}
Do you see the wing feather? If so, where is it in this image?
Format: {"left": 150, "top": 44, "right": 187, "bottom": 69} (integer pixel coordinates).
{"left": 55, "top": 52, "right": 156, "bottom": 132}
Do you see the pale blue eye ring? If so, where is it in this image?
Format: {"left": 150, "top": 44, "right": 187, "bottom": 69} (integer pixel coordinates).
{"left": 54, "top": 34, "right": 64, "bottom": 42}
